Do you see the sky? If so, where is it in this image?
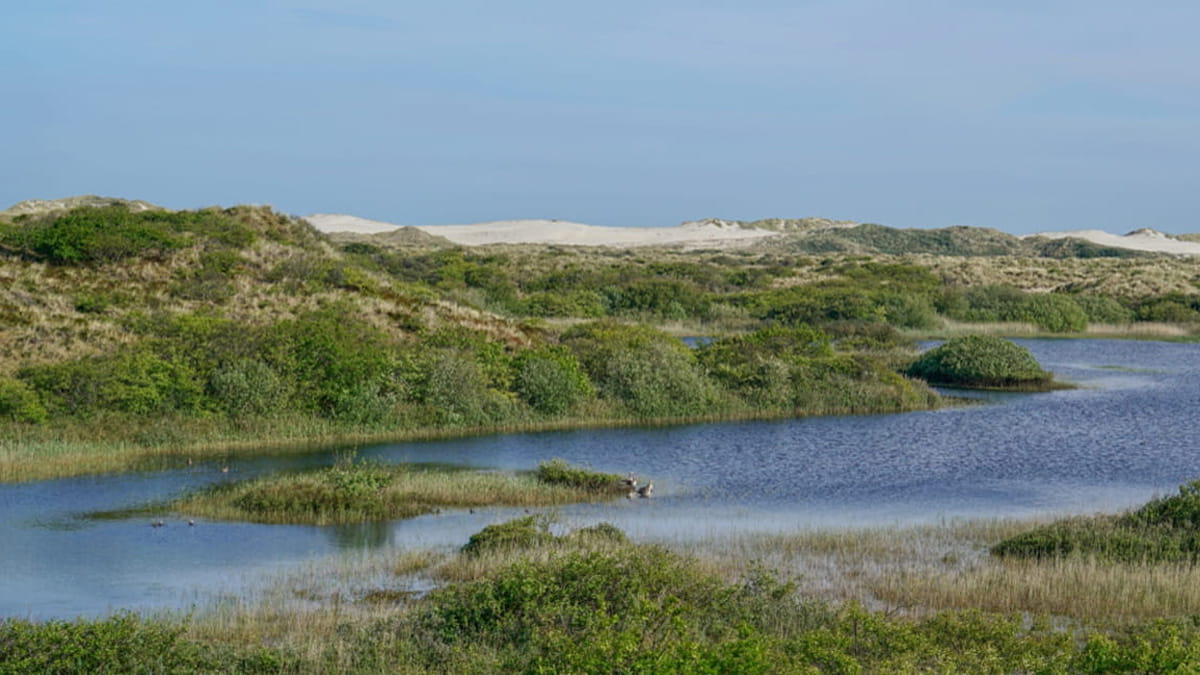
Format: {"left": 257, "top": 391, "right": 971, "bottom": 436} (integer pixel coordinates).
{"left": 3, "top": 1, "right": 1198, "bottom": 234}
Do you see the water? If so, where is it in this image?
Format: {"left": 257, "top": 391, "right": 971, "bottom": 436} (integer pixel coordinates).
{"left": 2, "top": 339, "right": 1198, "bottom": 618}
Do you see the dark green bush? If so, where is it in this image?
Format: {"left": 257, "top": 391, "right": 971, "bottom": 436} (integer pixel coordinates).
{"left": 1074, "top": 294, "right": 1135, "bottom": 324}
{"left": 1013, "top": 293, "right": 1088, "bottom": 332}
{"left": 0, "top": 377, "right": 47, "bottom": 423}
{"left": 460, "top": 515, "right": 555, "bottom": 556}
{"left": 512, "top": 347, "right": 594, "bottom": 415}
{"left": 906, "top": 335, "right": 1053, "bottom": 390}
{"left": 535, "top": 459, "right": 621, "bottom": 492}
{"left": 20, "top": 346, "right": 203, "bottom": 416}
{"left": 208, "top": 359, "right": 288, "bottom": 418}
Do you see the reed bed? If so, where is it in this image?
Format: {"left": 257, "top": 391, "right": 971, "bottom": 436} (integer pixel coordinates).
{"left": 172, "top": 462, "right": 622, "bottom": 525}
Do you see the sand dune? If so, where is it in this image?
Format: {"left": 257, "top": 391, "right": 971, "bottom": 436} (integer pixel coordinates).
{"left": 305, "top": 214, "right": 782, "bottom": 248}
{"left": 1023, "top": 228, "right": 1200, "bottom": 255}
{"left": 305, "top": 213, "right": 1199, "bottom": 255}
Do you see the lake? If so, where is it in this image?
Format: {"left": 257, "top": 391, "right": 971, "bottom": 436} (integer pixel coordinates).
{"left": 2, "top": 338, "right": 1198, "bottom": 618}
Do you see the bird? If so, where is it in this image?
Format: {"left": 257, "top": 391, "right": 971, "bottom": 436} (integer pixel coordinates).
{"left": 637, "top": 483, "right": 653, "bottom": 498}
{"left": 150, "top": 520, "right": 164, "bottom": 528}
{"left": 220, "top": 465, "right": 229, "bottom": 474}
{"left": 187, "top": 519, "right": 195, "bottom": 527}
{"left": 622, "top": 472, "right": 638, "bottom": 488}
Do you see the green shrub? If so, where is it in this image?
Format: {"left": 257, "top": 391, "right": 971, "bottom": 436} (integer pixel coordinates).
{"left": 460, "top": 515, "right": 555, "bottom": 556}
{"left": 993, "top": 480, "right": 1200, "bottom": 563}
{"left": 20, "top": 346, "right": 203, "bottom": 416}
{"left": 1014, "top": 293, "right": 1088, "bottom": 332}
{"left": 512, "top": 348, "right": 594, "bottom": 415}
{"left": 906, "top": 335, "right": 1052, "bottom": 390}
{"left": 0, "top": 377, "right": 47, "bottom": 423}
{"left": 535, "top": 459, "right": 621, "bottom": 492}
{"left": 1074, "top": 295, "right": 1134, "bottom": 324}
{"left": 0, "top": 612, "right": 288, "bottom": 674}
{"left": 208, "top": 359, "right": 288, "bottom": 418}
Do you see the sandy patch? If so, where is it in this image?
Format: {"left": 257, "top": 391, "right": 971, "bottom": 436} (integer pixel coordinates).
{"left": 1023, "top": 229, "right": 1200, "bottom": 255}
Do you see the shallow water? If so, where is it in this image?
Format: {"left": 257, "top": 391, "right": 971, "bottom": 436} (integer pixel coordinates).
{"left": 2, "top": 339, "right": 1198, "bottom": 618}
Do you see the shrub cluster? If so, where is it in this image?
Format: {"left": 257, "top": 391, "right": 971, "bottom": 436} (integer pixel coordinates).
{"left": 906, "top": 335, "right": 1054, "bottom": 390}
{"left": 994, "top": 479, "right": 1200, "bottom": 563}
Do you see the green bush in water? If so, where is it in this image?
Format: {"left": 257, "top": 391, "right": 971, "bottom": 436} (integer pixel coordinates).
{"left": 906, "top": 335, "right": 1052, "bottom": 390}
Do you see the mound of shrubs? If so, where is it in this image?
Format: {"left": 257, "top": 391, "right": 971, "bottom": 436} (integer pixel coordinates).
{"left": 906, "top": 335, "right": 1055, "bottom": 390}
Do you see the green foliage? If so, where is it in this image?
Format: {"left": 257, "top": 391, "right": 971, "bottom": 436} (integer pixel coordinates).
{"left": 20, "top": 346, "right": 203, "bottom": 416}
{"left": 208, "top": 359, "right": 287, "bottom": 418}
{"left": 1013, "top": 293, "right": 1089, "bottom": 332}
{"left": 0, "top": 205, "right": 258, "bottom": 264}
{"left": 1074, "top": 294, "right": 1135, "bottom": 325}
{"left": 0, "top": 377, "right": 47, "bottom": 423}
{"left": 229, "top": 458, "right": 403, "bottom": 522}
{"left": 563, "top": 321, "right": 718, "bottom": 418}
{"left": 535, "top": 459, "right": 621, "bottom": 492}
{"left": 993, "top": 480, "right": 1200, "bottom": 563}
{"left": 763, "top": 285, "right": 886, "bottom": 326}
{"left": 421, "top": 546, "right": 806, "bottom": 672}
{"left": 1135, "top": 293, "right": 1200, "bottom": 323}
{"left": 906, "top": 335, "right": 1053, "bottom": 390}
{"left": 512, "top": 347, "right": 594, "bottom": 415}
{"left": 264, "top": 306, "right": 397, "bottom": 422}
{"left": 0, "top": 612, "right": 288, "bottom": 674}
{"left": 460, "top": 515, "right": 555, "bottom": 556}
{"left": 420, "top": 350, "right": 515, "bottom": 427}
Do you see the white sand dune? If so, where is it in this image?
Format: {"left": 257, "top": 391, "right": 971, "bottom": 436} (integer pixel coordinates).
{"left": 305, "top": 213, "right": 1199, "bottom": 255}
{"left": 306, "top": 214, "right": 782, "bottom": 248}
{"left": 1023, "top": 228, "right": 1200, "bottom": 255}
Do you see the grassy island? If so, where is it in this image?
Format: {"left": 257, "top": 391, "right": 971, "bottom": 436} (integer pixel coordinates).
{"left": 171, "top": 458, "right": 626, "bottom": 525}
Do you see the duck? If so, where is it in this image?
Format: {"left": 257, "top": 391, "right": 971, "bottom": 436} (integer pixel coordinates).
{"left": 636, "top": 483, "right": 653, "bottom": 498}
{"left": 621, "top": 472, "right": 638, "bottom": 488}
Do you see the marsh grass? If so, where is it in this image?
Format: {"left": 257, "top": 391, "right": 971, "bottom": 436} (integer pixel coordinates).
{"left": 171, "top": 460, "right": 627, "bottom": 525}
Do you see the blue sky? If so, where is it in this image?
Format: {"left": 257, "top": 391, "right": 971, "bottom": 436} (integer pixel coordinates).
{"left": 3, "top": 1, "right": 1198, "bottom": 233}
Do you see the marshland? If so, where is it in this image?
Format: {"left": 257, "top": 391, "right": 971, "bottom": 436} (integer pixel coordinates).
{"left": 4, "top": 202, "right": 1200, "bottom": 671}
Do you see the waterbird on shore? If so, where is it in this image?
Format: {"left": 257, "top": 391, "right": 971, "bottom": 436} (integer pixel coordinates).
{"left": 637, "top": 483, "right": 653, "bottom": 498}
{"left": 622, "top": 472, "right": 638, "bottom": 488}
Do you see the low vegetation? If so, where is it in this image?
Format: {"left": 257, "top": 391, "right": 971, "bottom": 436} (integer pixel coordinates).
{"left": 11, "top": 517, "right": 1200, "bottom": 673}
{"left": 993, "top": 479, "right": 1200, "bottom": 563}
{"left": 170, "top": 458, "right": 628, "bottom": 525}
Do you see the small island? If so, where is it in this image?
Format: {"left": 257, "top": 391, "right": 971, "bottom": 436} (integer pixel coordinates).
{"left": 905, "top": 335, "right": 1066, "bottom": 391}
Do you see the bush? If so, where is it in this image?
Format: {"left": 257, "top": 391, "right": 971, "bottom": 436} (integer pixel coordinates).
{"left": 535, "top": 459, "right": 621, "bottom": 492}
{"left": 20, "top": 346, "right": 203, "bottom": 416}
{"left": 512, "top": 348, "right": 594, "bottom": 415}
{"left": 460, "top": 516, "right": 555, "bottom": 556}
{"left": 0, "top": 377, "right": 47, "bottom": 423}
{"left": 906, "top": 335, "right": 1052, "bottom": 390}
{"left": 1074, "top": 295, "right": 1134, "bottom": 324}
{"left": 1013, "top": 293, "right": 1088, "bottom": 332}
{"left": 208, "top": 359, "right": 288, "bottom": 418}
{"left": 993, "top": 480, "right": 1200, "bottom": 563}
